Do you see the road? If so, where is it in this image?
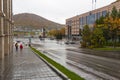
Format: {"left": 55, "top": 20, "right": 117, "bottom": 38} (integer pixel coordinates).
{"left": 14, "top": 38, "right": 120, "bottom": 80}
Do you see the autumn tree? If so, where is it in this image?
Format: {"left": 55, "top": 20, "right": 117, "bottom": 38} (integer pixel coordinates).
{"left": 118, "top": 9, "right": 120, "bottom": 42}
{"left": 55, "top": 28, "right": 65, "bottom": 40}
{"left": 47, "top": 27, "right": 65, "bottom": 40}
{"left": 59, "top": 27, "right": 65, "bottom": 37}
{"left": 48, "top": 29, "right": 57, "bottom": 37}
{"left": 95, "top": 15, "right": 111, "bottom": 44}
{"left": 104, "top": 6, "right": 120, "bottom": 47}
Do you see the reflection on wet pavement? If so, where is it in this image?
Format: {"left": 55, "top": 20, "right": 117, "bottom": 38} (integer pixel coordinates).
{"left": 0, "top": 43, "right": 62, "bottom": 80}
{"left": 32, "top": 38, "right": 120, "bottom": 80}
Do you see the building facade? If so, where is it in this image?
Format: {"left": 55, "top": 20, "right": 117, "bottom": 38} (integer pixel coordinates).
{"left": 66, "top": 1, "right": 120, "bottom": 40}
{"left": 0, "top": 0, "right": 13, "bottom": 79}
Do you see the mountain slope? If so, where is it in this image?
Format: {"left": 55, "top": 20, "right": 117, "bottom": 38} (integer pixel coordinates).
{"left": 13, "top": 13, "right": 64, "bottom": 30}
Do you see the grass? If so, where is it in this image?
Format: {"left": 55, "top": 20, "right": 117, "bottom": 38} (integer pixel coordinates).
{"left": 93, "top": 47, "right": 120, "bottom": 51}
{"left": 30, "top": 47, "right": 84, "bottom": 80}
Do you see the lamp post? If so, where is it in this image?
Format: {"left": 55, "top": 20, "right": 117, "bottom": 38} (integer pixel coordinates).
{"left": 28, "top": 29, "right": 32, "bottom": 46}
{"left": 29, "top": 36, "right": 31, "bottom": 46}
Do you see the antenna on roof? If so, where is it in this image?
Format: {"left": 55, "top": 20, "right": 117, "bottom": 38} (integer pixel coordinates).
{"left": 92, "top": 0, "right": 94, "bottom": 10}
{"left": 92, "top": 0, "right": 97, "bottom": 10}
{"left": 95, "top": 0, "right": 97, "bottom": 9}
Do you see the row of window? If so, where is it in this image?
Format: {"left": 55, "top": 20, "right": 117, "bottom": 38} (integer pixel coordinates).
{"left": 79, "top": 10, "right": 107, "bottom": 25}
{"left": 66, "top": 10, "right": 107, "bottom": 35}
{"left": 66, "top": 10, "right": 107, "bottom": 27}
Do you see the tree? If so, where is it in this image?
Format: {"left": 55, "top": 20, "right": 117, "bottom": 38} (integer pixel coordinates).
{"left": 59, "top": 27, "right": 65, "bottom": 37}
{"left": 104, "top": 7, "right": 120, "bottom": 47}
{"left": 47, "top": 27, "right": 65, "bottom": 40}
{"left": 95, "top": 16, "right": 111, "bottom": 44}
{"left": 48, "top": 29, "right": 58, "bottom": 37}
{"left": 95, "top": 16, "right": 105, "bottom": 26}
{"left": 111, "top": 6, "right": 118, "bottom": 19}
{"left": 81, "top": 25, "right": 91, "bottom": 47}
{"left": 118, "top": 9, "right": 120, "bottom": 42}
{"left": 91, "top": 27, "right": 105, "bottom": 48}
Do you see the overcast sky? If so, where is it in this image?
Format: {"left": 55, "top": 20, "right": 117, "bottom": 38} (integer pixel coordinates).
{"left": 13, "top": 0, "right": 116, "bottom": 24}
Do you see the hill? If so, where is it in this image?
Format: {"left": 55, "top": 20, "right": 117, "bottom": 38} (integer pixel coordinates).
{"left": 13, "top": 13, "right": 64, "bottom": 30}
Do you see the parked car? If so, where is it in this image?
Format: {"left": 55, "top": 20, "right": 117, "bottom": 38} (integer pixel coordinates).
{"left": 64, "top": 41, "right": 69, "bottom": 44}
{"left": 64, "top": 41, "right": 76, "bottom": 44}
{"left": 69, "top": 41, "right": 76, "bottom": 44}
{"left": 50, "top": 38, "right": 54, "bottom": 40}
{"left": 16, "top": 40, "right": 21, "bottom": 43}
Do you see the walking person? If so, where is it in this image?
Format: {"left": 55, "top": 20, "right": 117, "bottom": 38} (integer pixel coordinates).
{"left": 20, "top": 44, "right": 23, "bottom": 51}
{"left": 15, "top": 42, "right": 18, "bottom": 51}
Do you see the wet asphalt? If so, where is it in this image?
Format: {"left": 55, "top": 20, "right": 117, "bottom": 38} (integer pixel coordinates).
{"left": 32, "top": 38, "right": 120, "bottom": 80}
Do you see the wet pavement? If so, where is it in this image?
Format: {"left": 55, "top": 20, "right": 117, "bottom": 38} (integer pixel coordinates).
{"left": 11, "top": 38, "right": 120, "bottom": 80}
{"left": 1, "top": 45, "right": 63, "bottom": 80}
{"left": 31, "top": 38, "right": 120, "bottom": 80}
{"left": 67, "top": 48, "right": 120, "bottom": 60}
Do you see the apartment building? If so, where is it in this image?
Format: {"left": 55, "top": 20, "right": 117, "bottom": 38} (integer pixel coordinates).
{"left": 66, "top": 1, "right": 120, "bottom": 40}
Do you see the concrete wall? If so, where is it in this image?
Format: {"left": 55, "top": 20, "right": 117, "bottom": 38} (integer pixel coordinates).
{"left": 0, "top": 0, "right": 13, "bottom": 58}
{"left": 0, "top": 0, "right": 13, "bottom": 79}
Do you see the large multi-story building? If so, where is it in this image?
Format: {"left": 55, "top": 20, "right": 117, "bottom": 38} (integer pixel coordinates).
{"left": 66, "top": 1, "right": 120, "bottom": 40}
{"left": 0, "top": 0, "right": 13, "bottom": 79}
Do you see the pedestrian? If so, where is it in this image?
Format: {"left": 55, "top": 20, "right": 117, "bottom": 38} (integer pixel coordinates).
{"left": 20, "top": 44, "right": 23, "bottom": 51}
{"left": 15, "top": 42, "right": 18, "bottom": 51}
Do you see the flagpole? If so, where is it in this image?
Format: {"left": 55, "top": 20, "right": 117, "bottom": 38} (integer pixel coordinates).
{"left": 92, "top": 0, "right": 97, "bottom": 10}
{"left": 95, "top": 0, "right": 96, "bottom": 10}
{"left": 92, "top": 0, "right": 93, "bottom": 10}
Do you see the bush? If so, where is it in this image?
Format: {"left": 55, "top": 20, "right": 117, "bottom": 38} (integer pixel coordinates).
{"left": 80, "top": 41, "right": 87, "bottom": 48}
{"left": 88, "top": 45, "right": 95, "bottom": 49}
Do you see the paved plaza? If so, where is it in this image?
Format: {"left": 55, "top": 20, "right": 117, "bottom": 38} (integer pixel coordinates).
{"left": 3, "top": 46, "right": 63, "bottom": 80}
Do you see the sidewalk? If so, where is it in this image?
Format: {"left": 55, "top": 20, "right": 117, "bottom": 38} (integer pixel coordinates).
{"left": 4, "top": 46, "right": 63, "bottom": 80}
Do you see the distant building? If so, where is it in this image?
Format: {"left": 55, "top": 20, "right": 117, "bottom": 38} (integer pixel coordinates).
{"left": 66, "top": 1, "right": 120, "bottom": 40}
{"left": 13, "top": 26, "right": 41, "bottom": 37}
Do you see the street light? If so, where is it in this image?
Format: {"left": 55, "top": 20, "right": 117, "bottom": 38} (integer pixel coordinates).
{"left": 28, "top": 28, "right": 32, "bottom": 46}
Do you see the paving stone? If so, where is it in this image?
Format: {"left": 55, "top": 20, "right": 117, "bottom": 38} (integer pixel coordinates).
{"left": 3, "top": 47, "right": 63, "bottom": 80}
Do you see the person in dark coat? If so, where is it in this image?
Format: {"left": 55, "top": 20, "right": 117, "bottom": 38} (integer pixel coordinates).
{"left": 15, "top": 43, "right": 18, "bottom": 51}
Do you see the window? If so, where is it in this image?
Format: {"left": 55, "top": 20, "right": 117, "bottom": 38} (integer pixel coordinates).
{"left": 87, "top": 14, "right": 95, "bottom": 24}
{"left": 79, "top": 17, "right": 83, "bottom": 29}
{"left": 66, "top": 20, "right": 72, "bottom": 26}
{"left": 102, "top": 10, "right": 107, "bottom": 17}
{"left": 96, "top": 12, "right": 101, "bottom": 19}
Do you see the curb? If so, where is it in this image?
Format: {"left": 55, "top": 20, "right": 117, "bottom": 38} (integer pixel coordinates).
{"left": 31, "top": 49, "right": 70, "bottom": 80}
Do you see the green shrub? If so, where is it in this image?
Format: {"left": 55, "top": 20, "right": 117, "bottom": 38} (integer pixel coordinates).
{"left": 80, "top": 41, "right": 87, "bottom": 48}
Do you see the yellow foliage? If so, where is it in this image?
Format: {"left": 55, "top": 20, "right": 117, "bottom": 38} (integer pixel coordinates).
{"left": 104, "top": 16, "right": 120, "bottom": 30}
